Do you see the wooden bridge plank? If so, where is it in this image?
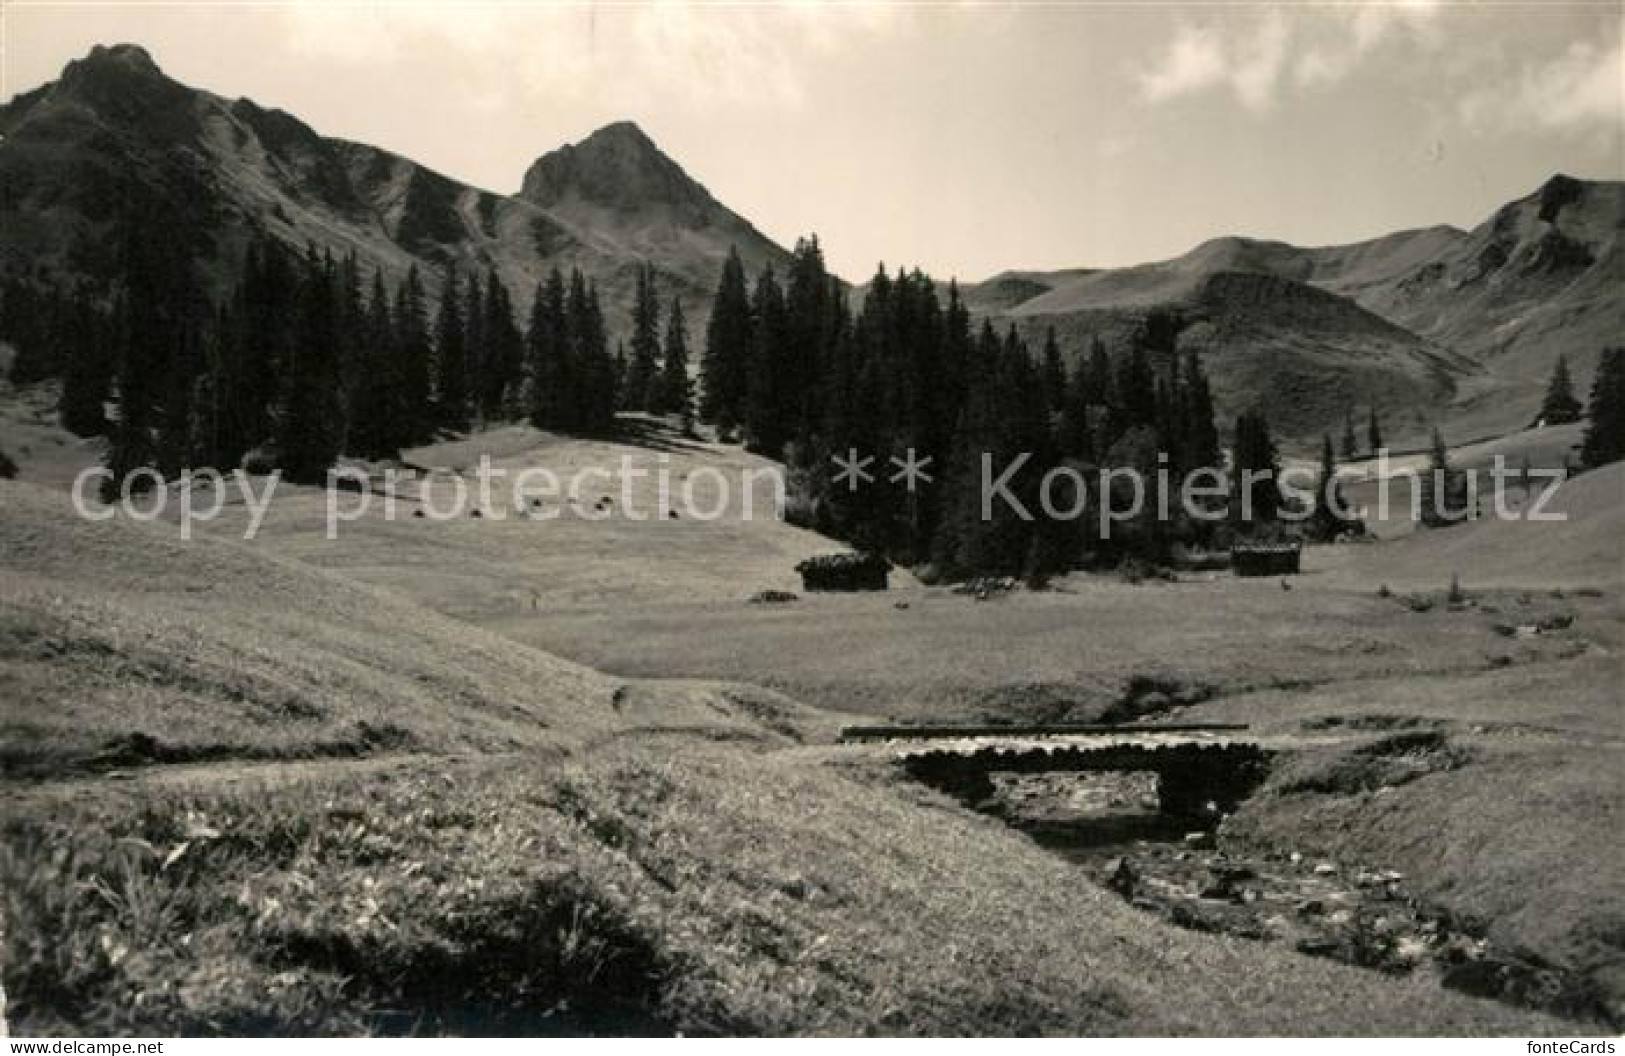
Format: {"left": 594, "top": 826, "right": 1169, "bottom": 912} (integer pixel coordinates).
{"left": 839, "top": 722, "right": 1250, "bottom": 742}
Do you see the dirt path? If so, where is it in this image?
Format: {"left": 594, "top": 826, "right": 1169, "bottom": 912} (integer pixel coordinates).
{"left": 0, "top": 751, "right": 492, "bottom": 810}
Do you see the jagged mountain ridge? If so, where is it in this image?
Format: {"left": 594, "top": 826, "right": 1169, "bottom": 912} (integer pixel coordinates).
{"left": 0, "top": 44, "right": 791, "bottom": 335}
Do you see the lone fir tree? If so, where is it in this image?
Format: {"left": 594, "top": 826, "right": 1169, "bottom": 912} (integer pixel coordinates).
{"left": 1419, "top": 426, "right": 1471, "bottom": 528}
{"left": 1537, "top": 354, "right": 1583, "bottom": 425}
{"left": 1309, "top": 433, "right": 1360, "bottom": 542}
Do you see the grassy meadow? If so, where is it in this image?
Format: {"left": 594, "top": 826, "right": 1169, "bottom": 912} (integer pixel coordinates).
{"left": 2, "top": 413, "right": 1620, "bottom": 1035}
{"left": 2, "top": 742, "right": 1579, "bottom": 1035}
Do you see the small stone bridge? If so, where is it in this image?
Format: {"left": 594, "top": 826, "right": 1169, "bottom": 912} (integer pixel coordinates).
{"left": 840, "top": 723, "right": 1271, "bottom": 817}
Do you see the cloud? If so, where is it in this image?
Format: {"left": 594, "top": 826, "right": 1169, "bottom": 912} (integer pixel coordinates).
{"left": 1136, "top": 9, "right": 1287, "bottom": 112}
{"left": 1296, "top": 0, "right": 1440, "bottom": 87}
{"left": 1138, "top": 2, "right": 1440, "bottom": 111}
{"left": 1233, "top": 10, "right": 1289, "bottom": 111}
{"left": 276, "top": 1, "right": 905, "bottom": 113}
{"left": 1459, "top": 35, "right": 1625, "bottom": 134}
{"left": 1140, "top": 1, "right": 1617, "bottom": 143}
{"left": 1137, "top": 23, "right": 1228, "bottom": 105}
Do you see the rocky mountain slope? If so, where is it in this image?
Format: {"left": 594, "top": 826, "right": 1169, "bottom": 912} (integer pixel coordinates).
{"left": 984, "top": 265, "right": 1480, "bottom": 440}
{"left": 969, "top": 175, "right": 1622, "bottom": 442}
{"left": 0, "top": 44, "right": 790, "bottom": 333}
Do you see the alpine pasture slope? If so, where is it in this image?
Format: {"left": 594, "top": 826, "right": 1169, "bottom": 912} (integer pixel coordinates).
{"left": 2, "top": 35, "right": 1622, "bottom": 1039}
{"left": 2, "top": 434, "right": 1589, "bottom": 1036}
{"left": 201, "top": 422, "right": 1625, "bottom": 1025}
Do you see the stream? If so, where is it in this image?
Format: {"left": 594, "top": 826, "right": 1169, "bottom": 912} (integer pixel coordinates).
{"left": 979, "top": 771, "right": 1610, "bottom": 1025}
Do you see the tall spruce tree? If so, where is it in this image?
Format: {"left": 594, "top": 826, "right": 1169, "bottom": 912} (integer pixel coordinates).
{"left": 940, "top": 280, "right": 972, "bottom": 431}
{"left": 58, "top": 285, "right": 110, "bottom": 437}
{"left": 462, "top": 270, "right": 486, "bottom": 423}
{"left": 745, "top": 266, "right": 790, "bottom": 457}
{"left": 701, "top": 247, "right": 753, "bottom": 436}
{"left": 1060, "top": 336, "right": 1111, "bottom": 460}
{"left": 587, "top": 279, "right": 620, "bottom": 432}
{"left": 103, "top": 291, "right": 158, "bottom": 500}
{"left": 330, "top": 251, "right": 365, "bottom": 457}
{"left": 1087, "top": 337, "right": 1112, "bottom": 401}
{"left": 278, "top": 246, "right": 345, "bottom": 483}
{"left": 155, "top": 295, "right": 205, "bottom": 476}
{"left": 1419, "top": 426, "right": 1470, "bottom": 527}
{"left": 660, "top": 296, "right": 694, "bottom": 431}
{"left": 1040, "top": 327, "right": 1066, "bottom": 423}
{"left": 1309, "top": 433, "right": 1359, "bottom": 542}
{"left": 613, "top": 341, "right": 630, "bottom": 411}
{"left": 1117, "top": 342, "right": 1157, "bottom": 428}
{"left": 189, "top": 315, "right": 228, "bottom": 471}
{"left": 1232, "top": 411, "right": 1280, "bottom": 525}
{"left": 564, "top": 271, "right": 592, "bottom": 430}
{"left": 395, "top": 265, "right": 434, "bottom": 443}
{"left": 226, "top": 236, "right": 295, "bottom": 467}
{"left": 933, "top": 323, "right": 1010, "bottom": 574}
{"left": 481, "top": 271, "right": 522, "bottom": 419}
{"left": 1177, "top": 351, "right": 1220, "bottom": 474}
{"left": 1538, "top": 353, "right": 1583, "bottom": 425}
{"left": 435, "top": 266, "right": 468, "bottom": 429}
{"left": 625, "top": 264, "right": 661, "bottom": 413}
{"left": 103, "top": 201, "right": 210, "bottom": 495}
{"left": 1367, "top": 406, "right": 1384, "bottom": 452}
{"left": 1580, "top": 347, "right": 1625, "bottom": 468}
{"left": 1059, "top": 362, "right": 1094, "bottom": 462}
{"left": 347, "top": 269, "right": 400, "bottom": 458}
{"left": 564, "top": 270, "right": 616, "bottom": 434}
{"left": 783, "top": 237, "right": 835, "bottom": 447}
{"left": 525, "top": 269, "right": 567, "bottom": 430}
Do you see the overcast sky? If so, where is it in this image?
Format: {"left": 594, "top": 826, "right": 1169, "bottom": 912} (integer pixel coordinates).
{"left": 5, "top": 1, "right": 1621, "bottom": 281}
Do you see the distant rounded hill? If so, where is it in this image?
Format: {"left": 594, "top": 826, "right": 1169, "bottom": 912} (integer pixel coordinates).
{"left": 962, "top": 175, "right": 1623, "bottom": 443}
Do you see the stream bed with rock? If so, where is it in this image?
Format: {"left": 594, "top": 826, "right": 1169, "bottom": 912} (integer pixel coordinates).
{"left": 984, "top": 772, "right": 1608, "bottom": 1024}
